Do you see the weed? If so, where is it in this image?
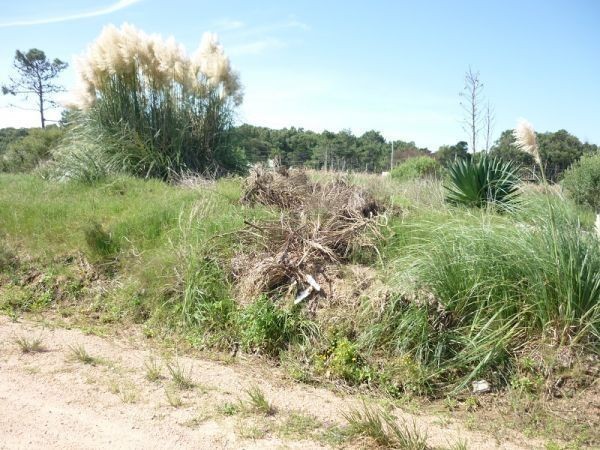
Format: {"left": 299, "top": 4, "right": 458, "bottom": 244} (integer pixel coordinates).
{"left": 165, "top": 387, "right": 183, "bottom": 408}
{"left": 240, "top": 296, "right": 315, "bottom": 357}
{"left": 319, "top": 425, "right": 349, "bottom": 447}
{"left": 166, "top": 360, "right": 195, "bottom": 389}
{"left": 14, "top": 336, "right": 46, "bottom": 353}
{"left": 238, "top": 422, "right": 268, "bottom": 440}
{"left": 246, "top": 386, "right": 276, "bottom": 416}
{"left": 84, "top": 222, "right": 120, "bottom": 260}
{"left": 278, "top": 412, "right": 321, "bottom": 439}
{"left": 343, "top": 402, "right": 428, "bottom": 449}
{"left": 219, "top": 401, "right": 242, "bottom": 416}
{"left": 449, "top": 438, "right": 469, "bottom": 450}
{"left": 108, "top": 379, "right": 139, "bottom": 403}
{"left": 316, "top": 336, "right": 373, "bottom": 385}
{"left": 144, "top": 357, "right": 163, "bottom": 382}
{"left": 69, "top": 344, "right": 99, "bottom": 365}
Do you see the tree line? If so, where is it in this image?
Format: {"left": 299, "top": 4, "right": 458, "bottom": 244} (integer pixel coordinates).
{"left": 231, "top": 125, "right": 431, "bottom": 173}
{"left": 232, "top": 124, "right": 598, "bottom": 181}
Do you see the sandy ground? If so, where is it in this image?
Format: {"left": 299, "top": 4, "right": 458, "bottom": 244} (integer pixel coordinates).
{"left": 0, "top": 316, "right": 543, "bottom": 449}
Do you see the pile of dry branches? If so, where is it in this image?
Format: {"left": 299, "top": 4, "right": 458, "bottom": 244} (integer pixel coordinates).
{"left": 234, "top": 167, "right": 386, "bottom": 305}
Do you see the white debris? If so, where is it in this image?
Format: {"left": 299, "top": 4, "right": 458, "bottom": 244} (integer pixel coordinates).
{"left": 472, "top": 379, "right": 491, "bottom": 394}
{"left": 305, "top": 274, "right": 321, "bottom": 292}
{"left": 294, "top": 287, "right": 313, "bottom": 304}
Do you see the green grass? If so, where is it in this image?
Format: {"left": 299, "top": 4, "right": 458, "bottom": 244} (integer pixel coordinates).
{"left": 0, "top": 173, "right": 269, "bottom": 331}
{"left": 1, "top": 169, "right": 598, "bottom": 439}
{"left": 69, "top": 344, "right": 100, "bottom": 365}
{"left": 245, "top": 386, "right": 276, "bottom": 416}
{"left": 0, "top": 174, "right": 199, "bottom": 256}
{"left": 14, "top": 336, "right": 46, "bottom": 353}
{"left": 359, "top": 192, "right": 600, "bottom": 394}
{"left": 343, "top": 402, "right": 428, "bottom": 449}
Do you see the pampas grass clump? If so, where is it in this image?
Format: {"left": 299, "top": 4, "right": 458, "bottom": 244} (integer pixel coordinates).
{"left": 63, "top": 23, "right": 245, "bottom": 180}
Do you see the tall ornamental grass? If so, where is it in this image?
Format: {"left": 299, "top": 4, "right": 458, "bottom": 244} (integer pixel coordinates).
{"left": 363, "top": 119, "right": 600, "bottom": 393}
{"left": 367, "top": 205, "right": 600, "bottom": 393}
{"left": 66, "top": 23, "right": 245, "bottom": 179}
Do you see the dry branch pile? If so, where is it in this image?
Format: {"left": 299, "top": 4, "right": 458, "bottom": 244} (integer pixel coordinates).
{"left": 234, "top": 167, "right": 386, "bottom": 306}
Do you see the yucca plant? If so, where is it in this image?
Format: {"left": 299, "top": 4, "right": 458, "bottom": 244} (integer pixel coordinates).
{"left": 444, "top": 152, "right": 521, "bottom": 210}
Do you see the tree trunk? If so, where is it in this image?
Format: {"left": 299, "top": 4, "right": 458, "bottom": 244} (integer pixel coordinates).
{"left": 39, "top": 97, "right": 45, "bottom": 128}
{"left": 37, "top": 73, "right": 45, "bottom": 128}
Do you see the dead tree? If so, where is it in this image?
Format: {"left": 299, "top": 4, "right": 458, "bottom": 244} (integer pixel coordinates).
{"left": 460, "top": 67, "right": 484, "bottom": 154}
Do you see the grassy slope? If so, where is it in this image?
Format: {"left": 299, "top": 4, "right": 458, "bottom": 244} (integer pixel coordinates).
{"left": 0, "top": 174, "right": 263, "bottom": 328}
{"left": 1, "top": 173, "right": 598, "bottom": 447}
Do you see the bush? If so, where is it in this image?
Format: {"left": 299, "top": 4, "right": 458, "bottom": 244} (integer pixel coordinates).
{"left": 0, "top": 126, "right": 64, "bottom": 173}
{"left": 64, "top": 24, "right": 246, "bottom": 180}
{"left": 239, "top": 296, "right": 315, "bottom": 356}
{"left": 562, "top": 153, "right": 600, "bottom": 210}
{"left": 444, "top": 153, "right": 521, "bottom": 210}
{"left": 391, "top": 156, "right": 441, "bottom": 182}
{"left": 0, "top": 127, "right": 29, "bottom": 157}
{"left": 316, "top": 336, "right": 373, "bottom": 384}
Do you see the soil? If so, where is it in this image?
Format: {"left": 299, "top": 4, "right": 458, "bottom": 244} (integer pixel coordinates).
{"left": 0, "top": 316, "right": 548, "bottom": 449}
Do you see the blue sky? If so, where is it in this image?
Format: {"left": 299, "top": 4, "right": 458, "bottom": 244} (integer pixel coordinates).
{"left": 1, "top": 0, "right": 598, "bottom": 150}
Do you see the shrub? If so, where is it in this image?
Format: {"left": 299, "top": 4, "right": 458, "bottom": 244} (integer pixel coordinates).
{"left": 444, "top": 153, "right": 521, "bottom": 210}
{"left": 391, "top": 156, "right": 441, "bottom": 182}
{"left": 316, "top": 336, "right": 373, "bottom": 384}
{"left": 239, "top": 296, "right": 315, "bottom": 356}
{"left": 65, "top": 24, "right": 246, "bottom": 180}
{"left": 0, "top": 126, "right": 64, "bottom": 172}
{"left": 562, "top": 153, "right": 600, "bottom": 210}
{"left": 0, "top": 127, "right": 29, "bottom": 157}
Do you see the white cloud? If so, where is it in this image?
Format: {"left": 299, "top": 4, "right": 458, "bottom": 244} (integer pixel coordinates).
{"left": 0, "top": 0, "right": 142, "bottom": 28}
{"left": 228, "top": 38, "right": 286, "bottom": 56}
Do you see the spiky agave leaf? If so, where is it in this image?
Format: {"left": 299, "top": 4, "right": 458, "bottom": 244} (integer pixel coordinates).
{"left": 444, "top": 153, "right": 521, "bottom": 210}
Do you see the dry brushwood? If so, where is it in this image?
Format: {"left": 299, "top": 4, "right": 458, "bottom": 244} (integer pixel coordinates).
{"left": 241, "top": 166, "right": 315, "bottom": 209}
{"left": 235, "top": 167, "right": 386, "bottom": 305}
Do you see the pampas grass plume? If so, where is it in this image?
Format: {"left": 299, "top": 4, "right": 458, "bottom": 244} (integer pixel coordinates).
{"left": 72, "top": 23, "right": 242, "bottom": 109}
{"left": 513, "top": 119, "right": 541, "bottom": 166}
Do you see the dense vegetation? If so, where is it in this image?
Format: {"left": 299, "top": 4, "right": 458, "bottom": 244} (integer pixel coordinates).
{"left": 1, "top": 170, "right": 597, "bottom": 388}
{"left": 4, "top": 122, "right": 596, "bottom": 185}
{"left": 562, "top": 153, "right": 600, "bottom": 210}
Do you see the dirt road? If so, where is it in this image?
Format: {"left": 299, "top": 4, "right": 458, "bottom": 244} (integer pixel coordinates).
{"left": 0, "top": 316, "right": 540, "bottom": 449}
